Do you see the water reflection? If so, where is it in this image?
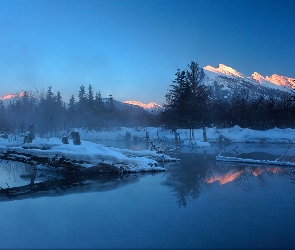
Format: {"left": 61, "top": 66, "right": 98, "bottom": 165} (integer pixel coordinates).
{"left": 0, "top": 161, "right": 150, "bottom": 202}
{"left": 1, "top": 143, "right": 295, "bottom": 207}
{"left": 162, "top": 152, "right": 212, "bottom": 207}
{"left": 163, "top": 150, "right": 295, "bottom": 207}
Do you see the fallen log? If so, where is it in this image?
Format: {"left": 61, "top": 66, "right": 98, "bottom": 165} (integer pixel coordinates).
{"left": 0, "top": 149, "right": 85, "bottom": 172}
{"left": 0, "top": 149, "right": 125, "bottom": 177}
{"left": 216, "top": 146, "right": 295, "bottom": 167}
{"left": 0, "top": 145, "right": 168, "bottom": 176}
{"left": 216, "top": 155, "right": 295, "bottom": 167}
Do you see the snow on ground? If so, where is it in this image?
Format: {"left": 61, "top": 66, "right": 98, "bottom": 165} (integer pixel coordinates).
{"left": 75, "top": 125, "right": 295, "bottom": 144}
{"left": 1, "top": 125, "right": 295, "bottom": 148}
{"left": 0, "top": 139, "right": 177, "bottom": 172}
{"left": 1, "top": 125, "right": 295, "bottom": 172}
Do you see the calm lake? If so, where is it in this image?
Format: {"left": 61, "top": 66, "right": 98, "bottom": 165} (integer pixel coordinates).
{"left": 0, "top": 142, "right": 295, "bottom": 249}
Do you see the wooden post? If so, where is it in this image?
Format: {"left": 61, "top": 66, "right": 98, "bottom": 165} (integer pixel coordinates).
{"left": 24, "top": 132, "right": 33, "bottom": 143}
{"left": 125, "top": 132, "right": 131, "bottom": 141}
{"left": 146, "top": 131, "right": 149, "bottom": 141}
{"left": 62, "top": 136, "right": 69, "bottom": 144}
{"left": 71, "top": 132, "right": 81, "bottom": 145}
{"left": 203, "top": 127, "right": 207, "bottom": 142}
{"left": 28, "top": 124, "right": 36, "bottom": 139}
{"left": 174, "top": 130, "right": 178, "bottom": 144}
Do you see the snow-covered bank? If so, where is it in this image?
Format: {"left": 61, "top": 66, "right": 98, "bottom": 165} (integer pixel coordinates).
{"left": 0, "top": 139, "right": 179, "bottom": 173}
{"left": 1, "top": 125, "right": 295, "bottom": 150}
{"left": 76, "top": 125, "right": 295, "bottom": 144}
{"left": 1, "top": 125, "right": 295, "bottom": 173}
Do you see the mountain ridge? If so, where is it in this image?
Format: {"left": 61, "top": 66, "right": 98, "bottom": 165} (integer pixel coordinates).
{"left": 1, "top": 64, "right": 294, "bottom": 107}
{"left": 123, "top": 100, "right": 162, "bottom": 109}
{"left": 204, "top": 64, "right": 295, "bottom": 89}
{"left": 203, "top": 64, "right": 295, "bottom": 100}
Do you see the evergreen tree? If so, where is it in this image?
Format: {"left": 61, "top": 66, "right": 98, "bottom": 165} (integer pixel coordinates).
{"left": 94, "top": 91, "right": 105, "bottom": 114}
{"left": 0, "top": 100, "right": 6, "bottom": 115}
{"left": 46, "top": 86, "right": 55, "bottom": 104}
{"left": 87, "top": 84, "right": 94, "bottom": 108}
{"left": 68, "top": 95, "right": 76, "bottom": 113}
{"left": 108, "top": 93, "right": 115, "bottom": 113}
{"left": 55, "top": 91, "right": 63, "bottom": 108}
{"left": 0, "top": 100, "right": 9, "bottom": 132}
{"left": 67, "top": 94, "right": 77, "bottom": 127}
{"left": 163, "top": 61, "right": 209, "bottom": 139}
{"left": 78, "top": 85, "right": 87, "bottom": 110}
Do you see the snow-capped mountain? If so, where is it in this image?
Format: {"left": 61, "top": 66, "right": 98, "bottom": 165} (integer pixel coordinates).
{"left": 204, "top": 64, "right": 245, "bottom": 78}
{"left": 0, "top": 92, "right": 25, "bottom": 101}
{"left": 203, "top": 64, "right": 295, "bottom": 100}
{"left": 123, "top": 100, "right": 162, "bottom": 110}
{"left": 0, "top": 92, "right": 29, "bottom": 106}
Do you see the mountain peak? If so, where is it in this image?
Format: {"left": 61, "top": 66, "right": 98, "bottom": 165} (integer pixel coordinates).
{"left": 123, "top": 100, "right": 162, "bottom": 110}
{"left": 265, "top": 74, "right": 295, "bottom": 88}
{"left": 251, "top": 72, "right": 265, "bottom": 83}
{"left": 204, "top": 64, "right": 244, "bottom": 78}
{"left": 0, "top": 92, "right": 25, "bottom": 101}
{"left": 204, "top": 64, "right": 295, "bottom": 89}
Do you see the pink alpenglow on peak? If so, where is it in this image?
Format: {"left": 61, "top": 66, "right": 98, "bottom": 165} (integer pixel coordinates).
{"left": 204, "top": 64, "right": 244, "bottom": 78}
{"left": 265, "top": 74, "right": 295, "bottom": 88}
{"left": 251, "top": 72, "right": 265, "bottom": 83}
{"left": 0, "top": 92, "right": 25, "bottom": 100}
{"left": 250, "top": 72, "right": 295, "bottom": 88}
{"left": 204, "top": 63, "right": 295, "bottom": 90}
{"left": 123, "top": 100, "right": 162, "bottom": 109}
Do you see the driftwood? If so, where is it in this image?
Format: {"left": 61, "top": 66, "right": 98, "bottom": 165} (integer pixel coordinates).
{"left": 0, "top": 149, "right": 121, "bottom": 176}
{"left": 0, "top": 149, "right": 84, "bottom": 170}
{"left": 216, "top": 155, "right": 295, "bottom": 167}
{"left": 216, "top": 147, "right": 295, "bottom": 167}
{"left": 0, "top": 147, "right": 166, "bottom": 177}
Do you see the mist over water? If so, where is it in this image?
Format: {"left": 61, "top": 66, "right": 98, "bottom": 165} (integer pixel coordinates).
{"left": 0, "top": 142, "right": 294, "bottom": 249}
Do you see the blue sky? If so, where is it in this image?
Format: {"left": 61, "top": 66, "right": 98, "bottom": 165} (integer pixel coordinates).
{"left": 0, "top": 0, "right": 294, "bottom": 104}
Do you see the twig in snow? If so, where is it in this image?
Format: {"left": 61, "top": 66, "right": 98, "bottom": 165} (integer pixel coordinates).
{"left": 275, "top": 144, "right": 292, "bottom": 162}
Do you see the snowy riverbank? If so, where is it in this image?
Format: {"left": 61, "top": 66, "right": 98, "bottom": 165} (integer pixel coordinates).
{"left": 77, "top": 125, "right": 295, "bottom": 144}
{"left": 0, "top": 138, "right": 178, "bottom": 173}
{"left": 1, "top": 125, "right": 295, "bottom": 147}
{"left": 1, "top": 125, "right": 294, "bottom": 172}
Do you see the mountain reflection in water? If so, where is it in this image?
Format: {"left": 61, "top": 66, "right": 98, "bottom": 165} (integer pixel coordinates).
{"left": 0, "top": 144, "right": 295, "bottom": 249}
{"left": 162, "top": 148, "right": 295, "bottom": 207}
{"left": 0, "top": 143, "right": 294, "bottom": 208}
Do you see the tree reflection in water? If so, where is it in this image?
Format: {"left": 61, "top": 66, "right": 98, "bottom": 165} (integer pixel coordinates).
{"left": 163, "top": 151, "right": 213, "bottom": 207}
{"left": 163, "top": 149, "right": 295, "bottom": 207}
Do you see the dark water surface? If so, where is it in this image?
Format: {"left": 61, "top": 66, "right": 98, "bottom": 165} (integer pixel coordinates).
{"left": 0, "top": 142, "right": 295, "bottom": 249}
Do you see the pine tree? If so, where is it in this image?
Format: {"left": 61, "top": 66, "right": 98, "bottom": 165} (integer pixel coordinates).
{"left": 46, "top": 86, "right": 55, "bottom": 104}
{"left": 94, "top": 91, "right": 104, "bottom": 113}
{"left": 68, "top": 95, "right": 76, "bottom": 113}
{"left": 78, "top": 85, "right": 86, "bottom": 110}
{"left": 87, "top": 84, "right": 94, "bottom": 108}
{"left": 108, "top": 93, "right": 115, "bottom": 113}
{"left": 0, "top": 100, "right": 6, "bottom": 114}
{"left": 163, "top": 61, "right": 209, "bottom": 140}
{"left": 0, "top": 100, "right": 8, "bottom": 132}
{"left": 55, "top": 91, "right": 63, "bottom": 108}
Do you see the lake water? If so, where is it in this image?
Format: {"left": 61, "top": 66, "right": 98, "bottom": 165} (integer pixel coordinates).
{"left": 0, "top": 142, "right": 295, "bottom": 249}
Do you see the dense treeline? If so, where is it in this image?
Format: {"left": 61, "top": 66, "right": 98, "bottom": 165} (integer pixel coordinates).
{"left": 0, "top": 85, "right": 158, "bottom": 134}
{"left": 208, "top": 92, "right": 295, "bottom": 129}
{"left": 161, "top": 61, "right": 295, "bottom": 132}
{"left": 1, "top": 62, "right": 295, "bottom": 135}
